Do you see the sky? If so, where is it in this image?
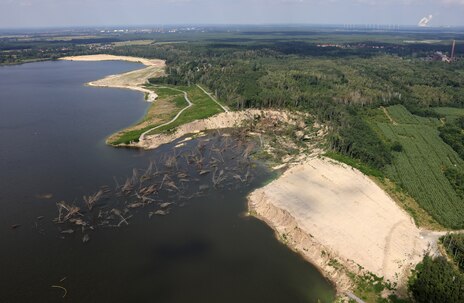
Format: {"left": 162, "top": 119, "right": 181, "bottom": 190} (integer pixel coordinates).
{"left": 0, "top": 0, "right": 463, "bottom": 29}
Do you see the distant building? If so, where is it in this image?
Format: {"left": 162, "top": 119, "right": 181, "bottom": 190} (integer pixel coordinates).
{"left": 431, "top": 52, "right": 451, "bottom": 63}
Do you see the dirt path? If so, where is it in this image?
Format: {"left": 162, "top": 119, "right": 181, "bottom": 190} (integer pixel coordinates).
{"left": 196, "top": 84, "right": 230, "bottom": 112}
{"left": 138, "top": 85, "right": 229, "bottom": 141}
{"left": 346, "top": 292, "right": 366, "bottom": 303}
{"left": 381, "top": 106, "right": 398, "bottom": 125}
{"left": 139, "top": 87, "right": 193, "bottom": 141}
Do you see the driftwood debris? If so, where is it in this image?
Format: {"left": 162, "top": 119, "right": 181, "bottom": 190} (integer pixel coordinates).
{"left": 52, "top": 130, "right": 259, "bottom": 240}
{"left": 51, "top": 285, "right": 68, "bottom": 298}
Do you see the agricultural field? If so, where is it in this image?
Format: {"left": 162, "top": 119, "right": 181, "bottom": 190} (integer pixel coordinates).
{"left": 385, "top": 104, "right": 441, "bottom": 127}
{"left": 369, "top": 105, "right": 464, "bottom": 229}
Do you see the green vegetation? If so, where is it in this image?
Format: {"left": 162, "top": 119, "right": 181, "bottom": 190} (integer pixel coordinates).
{"left": 324, "top": 151, "right": 384, "bottom": 178}
{"left": 439, "top": 116, "right": 464, "bottom": 160}
{"left": 373, "top": 178, "right": 444, "bottom": 230}
{"left": 366, "top": 105, "right": 464, "bottom": 228}
{"left": 110, "top": 85, "right": 223, "bottom": 145}
{"left": 145, "top": 84, "right": 223, "bottom": 136}
{"left": 350, "top": 272, "right": 407, "bottom": 303}
{"left": 434, "top": 107, "right": 464, "bottom": 122}
{"left": 409, "top": 255, "right": 464, "bottom": 303}
{"left": 441, "top": 233, "right": 464, "bottom": 270}
{"left": 328, "top": 108, "right": 393, "bottom": 170}
{"left": 444, "top": 167, "right": 464, "bottom": 199}
{"left": 108, "top": 87, "right": 187, "bottom": 145}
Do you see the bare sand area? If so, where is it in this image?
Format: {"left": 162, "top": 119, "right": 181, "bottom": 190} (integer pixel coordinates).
{"left": 248, "top": 157, "right": 443, "bottom": 293}
{"left": 60, "top": 55, "right": 166, "bottom": 102}
{"left": 60, "top": 54, "right": 162, "bottom": 67}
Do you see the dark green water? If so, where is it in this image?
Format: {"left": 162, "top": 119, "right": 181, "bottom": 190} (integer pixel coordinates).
{"left": 0, "top": 61, "right": 335, "bottom": 302}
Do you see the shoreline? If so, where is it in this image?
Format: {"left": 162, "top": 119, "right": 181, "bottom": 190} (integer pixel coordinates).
{"left": 132, "top": 109, "right": 291, "bottom": 150}
{"left": 248, "top": 191, "right": 354, "bottom": 294}
{"left": 60, "top": 55, "right": 166, "bottom": 103}
{"left": 87, "top": 82, "right": 158, "bottom": 102}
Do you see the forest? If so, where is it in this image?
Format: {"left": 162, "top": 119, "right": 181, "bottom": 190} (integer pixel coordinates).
{"left": 409, "top": 255, "right": 464, "bottom": 303}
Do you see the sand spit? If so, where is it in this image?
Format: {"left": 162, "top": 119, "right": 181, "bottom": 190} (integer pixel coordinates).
{"left": 134, "top": 109, "right": 290, "bottom": 150}
{"left": 248, "top": 157, "right": 443, "bottom": 294}
{"left": 60, "top": 55, "right": 166, "bottom": 102}
{"left": 60, "top": 55, "right": 162, "bottom": 67}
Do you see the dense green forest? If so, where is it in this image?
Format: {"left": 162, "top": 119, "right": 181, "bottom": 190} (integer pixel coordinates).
{"left": 409, "top": 255, "right": 464, "bottom": 303}
{"left": 442, "top": 233, "right": 464, "bottom": 270}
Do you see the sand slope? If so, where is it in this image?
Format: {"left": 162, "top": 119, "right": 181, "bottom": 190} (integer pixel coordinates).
{"left": 135, "top": 109, "right": 293, "bottom": 150}
{"left": 249, "top": 157, "right": 443, "bottom": 292}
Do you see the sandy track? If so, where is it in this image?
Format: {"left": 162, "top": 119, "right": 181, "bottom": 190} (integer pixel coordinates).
{"left": 60, "top": 55, "right": 166, "bottom": 102}
{"left": 196, "top": 84, "right": 230, "bottom": 112}
{"left": 248, "top": 157, "right": 443, "bottom": 292}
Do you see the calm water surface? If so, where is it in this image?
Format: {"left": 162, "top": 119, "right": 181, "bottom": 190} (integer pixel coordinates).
{"left": 0, "top": 61, "right": 335, "bottom": 302}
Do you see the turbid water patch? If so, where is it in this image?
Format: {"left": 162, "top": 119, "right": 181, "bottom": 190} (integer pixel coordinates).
{"left": 0, "top": 61, "right": 335, "bottom": 302}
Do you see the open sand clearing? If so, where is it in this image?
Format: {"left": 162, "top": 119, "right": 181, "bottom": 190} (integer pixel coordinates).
{"left": 60, "top": 55, "right": 166, "bottom": 102}
{"left": 248, "top": 157, "right": 443, "bottom": 292}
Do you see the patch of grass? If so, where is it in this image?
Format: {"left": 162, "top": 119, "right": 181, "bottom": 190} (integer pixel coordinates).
{"left": 146, "top": 85, "right": 223, "bottom": 135}
{"left": 351, "top": 272, "right": 410, "bottom": 303}
{"left": 108, "top": 87, "right": 186, "bottom": 145}
{"left": 109, "top": 126, "right": 152, "bottom": 145}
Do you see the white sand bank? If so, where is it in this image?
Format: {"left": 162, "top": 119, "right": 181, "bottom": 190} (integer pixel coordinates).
{"left": 248, "top": 157, "right": 443, "bottom": 292}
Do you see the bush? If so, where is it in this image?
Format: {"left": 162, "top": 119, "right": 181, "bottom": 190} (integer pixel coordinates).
{"left": 391, "top": 141, "right": 403, "bottom": 152}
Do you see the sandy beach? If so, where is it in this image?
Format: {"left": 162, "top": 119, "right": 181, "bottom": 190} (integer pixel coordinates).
{"left": 248, "top": 157, "right": 443, "bottom": 294}
{"left": 60, "top": 54, "right": 163, "bottom": 67}
{"left": 60, "top": 55, "right": 166, "bottom": 102}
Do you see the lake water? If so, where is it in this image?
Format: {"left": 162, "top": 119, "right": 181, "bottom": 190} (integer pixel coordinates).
{"left": 0, "top": 60, "right": 335, "bottom": 302}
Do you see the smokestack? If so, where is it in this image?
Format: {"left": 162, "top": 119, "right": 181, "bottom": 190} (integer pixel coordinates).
{"left": 451, "top": 40, "right": 456, "bottom": 62}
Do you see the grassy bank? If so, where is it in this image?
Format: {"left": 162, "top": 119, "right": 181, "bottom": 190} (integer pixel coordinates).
{"left": 145, "top": 85, "right": 224, "bottom": 135}
{"left": 108, "top": 84, "right": 224, "bottom": 145}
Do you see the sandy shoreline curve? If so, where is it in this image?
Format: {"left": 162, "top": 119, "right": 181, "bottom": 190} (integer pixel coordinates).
{"left": 248, "top": 157, "right": 444, "bottom": 296}
{"left": 60, "top": 54, "right": 162, "bottom": 67}
{"left": 60, "top": 55, "right": 166, "bottom": 103}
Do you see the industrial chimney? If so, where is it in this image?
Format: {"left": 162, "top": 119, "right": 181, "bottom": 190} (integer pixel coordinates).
{"left": 451, "top": 40, "right": 456, "bottom": 62}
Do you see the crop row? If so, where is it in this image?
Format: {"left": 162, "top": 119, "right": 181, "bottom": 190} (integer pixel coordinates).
{"left": 377, "top": 120, "right": 464, "bottom": 228}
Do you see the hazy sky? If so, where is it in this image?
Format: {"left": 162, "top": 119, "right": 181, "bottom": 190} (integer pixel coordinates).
{"left": 0, "top": 0, "right": 463, "bottom": 28}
